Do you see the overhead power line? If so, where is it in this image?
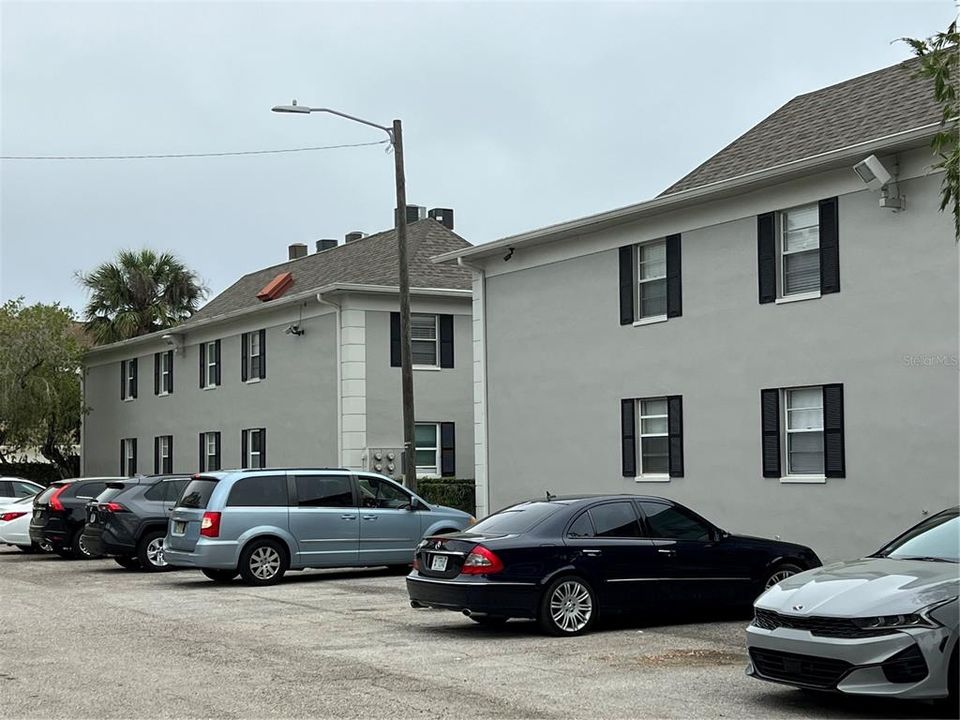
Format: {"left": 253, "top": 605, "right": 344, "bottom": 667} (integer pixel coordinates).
{"left": 0, "top": 139, "right": 390, "bottom": 160}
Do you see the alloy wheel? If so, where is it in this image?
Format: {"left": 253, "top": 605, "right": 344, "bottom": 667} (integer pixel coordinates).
{"left": 146, "top": 537, "right": 167, "bottom": 568}
{"left": 249, "top": 546, "right": 281, "bottom": 580}
{"left": 77, "top": 534, "right": 93, "bottom": 558}
{"left": 765, "top": 568, "right": 796, "bottom": 589}
{"left": 549, "top": 580, "right": 593, "bottom": 633}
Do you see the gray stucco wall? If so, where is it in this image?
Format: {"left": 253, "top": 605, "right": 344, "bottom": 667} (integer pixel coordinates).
{"left": 366, "top": 309, "right": 475, "bottom": 478}
{"left": 482, "top": 171, "right": 958, "bottom": 562}
{"left": 83, "top": 305, "right": 339, "bottom": 475}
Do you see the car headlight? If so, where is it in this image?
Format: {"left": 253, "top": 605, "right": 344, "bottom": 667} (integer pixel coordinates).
{"left": 852, "top": 598, "right": 957, "bottom": 630}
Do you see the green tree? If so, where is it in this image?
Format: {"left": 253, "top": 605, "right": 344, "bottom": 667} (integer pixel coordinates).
{"left": 901, "top": 22, "right": 959, "bottom": 240}
{"left": 78, "top": 249, "right": 207, "bottom": 345}
{"left": 0, "top": 300, "right": 85, "bottom": 478}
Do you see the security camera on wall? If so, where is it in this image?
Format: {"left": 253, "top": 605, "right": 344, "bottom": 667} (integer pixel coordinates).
{"left": 852, "top": 154, "right": 893, "bottom": 190}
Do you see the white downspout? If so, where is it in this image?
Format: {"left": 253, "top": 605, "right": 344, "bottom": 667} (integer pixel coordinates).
{"left": 316, "top": 293, "right": 343, "bottom": 466}
{"left": 457, "top": 257, "right": 489, "bottom": 518}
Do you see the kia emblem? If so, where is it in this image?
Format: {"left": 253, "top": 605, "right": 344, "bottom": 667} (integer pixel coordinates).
{"left": 792, "top": 604, "right": 804, "bottom": 612}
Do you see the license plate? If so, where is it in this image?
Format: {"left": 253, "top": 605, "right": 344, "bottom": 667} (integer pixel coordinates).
{"left": 88, "top": 511, "right": 97, "bottom": 524}
{"left": 172, "top": 521, "right": 186, "bottom": 536}
{"left": 430, "top": 555, "right": 448, "bottom": 572}
{"left": 33, "top": 510, "right": 42, "bottom": 521}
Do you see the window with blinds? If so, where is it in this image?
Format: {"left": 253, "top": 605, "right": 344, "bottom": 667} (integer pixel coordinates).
{"left": 411, "top": 314, "right": 439, "bottom": 366}
{"left": 780, "top": 205, "right": 820, "bottom": 296}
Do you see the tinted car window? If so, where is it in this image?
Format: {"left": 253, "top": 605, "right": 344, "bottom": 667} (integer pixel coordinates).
{"left": 878, "top": 510, "right": 959, "bottom": 562}
{"left": 168, "top": 479, "right": 188, "bottom": 501}
{"left": 178, "top": 478, "right": 218, "bottom": 509}
{"left": 357, "top": 476, "right": 411, "bottom": 509}
{"left": 35, "top": 484, "right": 60, "bottom": 504}
{"left": 14, "top": 482, "right": 39, "bottom": 498}
{"left": 0, "top": 481, "right": 12, "bottom": 496}
{"left": 294, "top": 474, "right": 353, "bottom": 507}
{"left": 228, "top": 475, "right": 288, "bottom": 507}
{"left": 144, "top": 482, "right": 166, "bottom": 501}
{"left": 589, "top": 502, "right": 642, "bottom": 538}
{"left": 74, "top": 482, "right": 106, "bottom": 499}
{"left": 567, "top": 512, "right": 594, "bottom": 538}
{"left": 470, "top": 502, "right": 563, "bottom": 535}
{"left": 96, "top": 485, "right": 131, "bottom": 503}
{"left": 639, "top": 501, "right": 711, "bottom": 541}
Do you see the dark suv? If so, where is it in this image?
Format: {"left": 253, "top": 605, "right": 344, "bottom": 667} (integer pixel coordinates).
{"left": 83, "top": 475, "right": 189, "bottom": 571}
{"left": 30, "top": 477, "right": 123, "bottom": 559}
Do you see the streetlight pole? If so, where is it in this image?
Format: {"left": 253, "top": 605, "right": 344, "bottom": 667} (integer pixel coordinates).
{"left": 272, "top": 101, "right": 418, "bottom": 490}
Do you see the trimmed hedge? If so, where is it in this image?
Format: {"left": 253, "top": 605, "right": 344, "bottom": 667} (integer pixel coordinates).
{"left": 0, "top": 461, "right": 71, "bottom": 486}
{"left": 417, "top": 478, "right": 475, "bottom": 516}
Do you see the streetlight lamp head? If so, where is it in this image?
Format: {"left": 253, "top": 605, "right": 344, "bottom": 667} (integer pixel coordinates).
{"left": 271, "top": 100, "right": 311, "bottom": 114}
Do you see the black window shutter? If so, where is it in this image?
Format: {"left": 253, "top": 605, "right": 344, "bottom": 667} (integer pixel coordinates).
{"left": 132, "top": 438, "right": 137, "bottom": 475}
{"left": 198, "top": 433, "right": 205, "bottom": 473}
{"left": 154, "top": 436, "right": 160, "bottom": 474}
{"left": 819, "top": 197, "right": 840, "bottom": 294}
{"left": 438, "top": 315, "right": 455, "bottom": 368}
{"left": 390, "top": 312, "right": 401, "bottom": 367}
{"left": 199, "top": 343, "right": 206, "bottom": 388}
{"left": 260, "top": 428, "right": 267, "bottom": 467}
{"left": 131, "top": 359, "right": 138, "bottom": 398}
{"left": 440, "top": 422, "right": 456, "bottom": 477}
{"left": 241, "top": 333, "right": 249, "bottom": 381}
{"left": 666, "top": 234, "right": 682, "bottom": 318}
{"left": 215, "top": 432, "right": 221, "bottom": 470}
{"left": 757, "top": 212, "right": 777, "bottom": 304}
{"left": 822, "top": 383, "right": 845, "bottom": 478}
{"left": 120, "top": 361, "right": 126, "bottom": 400}
{"left": 621, "top": 399, "right": 636, "bottom": 477}
{"left": 120, "top": 440, "right": 124, "bottom": 475}
{"left": 166, "top": 350, "right": 174, "bottom": 393}
{"left": 258, "top": 329, "right": 267, "bottom": 379}
{"left": 154, "top": 353, "right": 161, "bottom": 395}
{"left": 667, "top": 395, "right": 684, "bottom": 477}
{"left": 168, "top": 435, "right": 174, "bottom": 474}
{"left": 214, "top": 340, "right": 221, "bottom": 386}
{"left": 618, "top": 245, "right": 634, "bottom": 325}
{"left": 760, "top": 389, "right": 781, "bottom": 478}
{"left": 241, "top": 430, "right": 248, "bottom": 469}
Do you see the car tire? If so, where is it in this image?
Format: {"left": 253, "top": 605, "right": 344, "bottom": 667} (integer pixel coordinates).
{"left": 73, "top": 529, "right": 99, "bottom": 559}
{"left": 761, "top": 563, "right": 802, "bottom": 592}
{"left": 238, "top": 539, "right": 288, "bottom": 586}
{"left": 136, "top": 531, "right": 169, "bottom": 572}
{"left": 16, "top": 544, "right": 36, "bottom": 553}
{"left": 469, "top": 615, "right": 508, "bottom": 626}
{"left": 538, "top": 575, "right": 597, "bottom": 636}
{"left": 114, "top": 556, "right": 141, "bottom": 570}
{"left": 201, "top": 568, "right": 239, "bottom": 583}
{"left": 947, "top": 645, "right": 958, "bottom": 711}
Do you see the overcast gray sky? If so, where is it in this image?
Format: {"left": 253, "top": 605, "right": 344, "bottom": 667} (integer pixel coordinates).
{"left": 1, "top": 0, "right": 953, "bottom": 312}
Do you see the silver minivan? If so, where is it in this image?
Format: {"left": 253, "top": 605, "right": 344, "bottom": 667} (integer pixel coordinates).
{"left": 163, "top": 468, "right": 474, "bottom": 585}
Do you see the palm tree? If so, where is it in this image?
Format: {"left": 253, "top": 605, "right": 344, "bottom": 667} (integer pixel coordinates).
{"left": 78, "top": 249, "right": 207, "bottom": 345}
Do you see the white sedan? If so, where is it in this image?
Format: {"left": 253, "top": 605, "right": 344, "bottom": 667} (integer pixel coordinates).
{"left": 0, "top": 495, "right": 50, "bottom": 552}
{"left": 0, "top": 477, "right": 43, "bottom": 504}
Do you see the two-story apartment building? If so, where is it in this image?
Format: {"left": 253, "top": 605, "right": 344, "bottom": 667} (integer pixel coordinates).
{"left": 82, "top": 212, "right": 475, "bottom": 482}
{"left": 437, "top": 57, "right": 959, "bottom": 560}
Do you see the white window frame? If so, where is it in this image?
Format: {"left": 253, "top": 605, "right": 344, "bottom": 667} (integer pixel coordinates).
{"left": 247, "top": 333, "right": 261, "bottom": 382}
{"left": 636, "top": 397, "right": 670, "bottom": 480}
{"left": 414, "top": 422, "right": 440, "bottom": 478}
{"left": 635, "top": 240, "right": 668, "bottom": 323}
{"left": 245, "top": 429, "right": 264, "bottom": 469}
{"left": 122, "top": 438, "right": 136, "bottom": 476}
{"left": 411, "top": 314, "right": 439, "bottom": 369}
{"left": 122, "top": 359, "right": 137, "bottom": 401}
{"left": 158, "top": 435, "right": 172, "bottom": 474}
{"left": 159, "top": 352, "right": 172, "bottom": 396}
{"left": 204, "top": 431, "right": 219, "bottom": 471}
{"left": 205, "top": 341, "right": 218, "bottom": 388}
{"left": 782, "top": 386, "right": 826, "bottom": 482}
{"left": 777, "top": 204, "right": 821, "bottom": 301}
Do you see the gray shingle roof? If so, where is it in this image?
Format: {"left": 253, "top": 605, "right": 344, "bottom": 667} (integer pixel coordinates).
{"left": 660, "top": 56, "right": 940, "bottom": 196}
{"left": 189, "top": 218, "right": 472, "bottom": 323}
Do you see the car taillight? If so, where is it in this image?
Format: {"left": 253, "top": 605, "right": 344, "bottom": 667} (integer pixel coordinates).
{"left": 100, "top": 502, "right": 128, "bottom": 513}
{"left": 200, "top": 512, "right": 221, "bottom": 538}
{"left": 412, "top": 557, "right": 421, "bottom": 571}
{"left": 461, "top": 545, "right": 504, "bottom": 575}
{"left": 49, "top": 485, "right": 68, "bottom": 512}
{"left": 0, "top": 512, "right": 27, "bottom": 522}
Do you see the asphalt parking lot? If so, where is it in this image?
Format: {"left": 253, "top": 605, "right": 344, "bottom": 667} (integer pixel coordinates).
{"left": 0, "top": 549, "right": 950, "bottom": 719}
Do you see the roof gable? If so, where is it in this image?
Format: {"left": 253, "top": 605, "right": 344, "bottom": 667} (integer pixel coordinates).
{"left": 660, "top": 56, "right": 940, "bottom": 196}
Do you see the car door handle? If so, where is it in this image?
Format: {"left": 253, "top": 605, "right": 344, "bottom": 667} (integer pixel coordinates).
{"left": 658, "top": 549, "right": 677, "bottom": 556}
{"left": 582, "top": 549, "right": 602, "bottom": 557}
{"left": 362, "top": 515, "right": 377, "bottom": 521}
{"left": 340, "top": 514, "right": 355, "bottom": 520}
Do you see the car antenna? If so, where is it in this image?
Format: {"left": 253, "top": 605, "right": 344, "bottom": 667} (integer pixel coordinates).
{"left": 545, "top": 490, "right": 557, "bottom": 501}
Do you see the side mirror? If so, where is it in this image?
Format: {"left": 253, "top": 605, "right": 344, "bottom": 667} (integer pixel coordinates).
{"left": 407, "top": 498, "right": 421, "bottom": 511}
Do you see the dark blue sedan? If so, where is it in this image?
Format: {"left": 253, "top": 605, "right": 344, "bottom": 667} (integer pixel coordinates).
{"left": 407, "top": 494, "right": 821, "bottom": 636}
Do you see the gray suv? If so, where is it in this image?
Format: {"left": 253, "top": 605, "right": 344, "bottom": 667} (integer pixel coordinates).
{"left": 163, "top": 468, "right": 474, "bottom": 585}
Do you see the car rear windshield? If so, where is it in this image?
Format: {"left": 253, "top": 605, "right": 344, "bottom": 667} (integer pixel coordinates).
{"left": 177, "top": 478, "right": 218, "bottom": 509}
{"left": 878, "top": 510, "right": 959, "bottom": 562}
{"left": 95, "top": 486, "right": 131, "bottom": 503}
{"left": 469, "top": 502, "right": 563, "bottom": 535}
{"left": 35, "top": 484, "right": 62, "bottom": 504}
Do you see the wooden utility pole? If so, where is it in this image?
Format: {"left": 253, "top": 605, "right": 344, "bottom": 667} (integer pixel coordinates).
{"left": 392, "top": 119, "right": 417, "bottom": 491}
